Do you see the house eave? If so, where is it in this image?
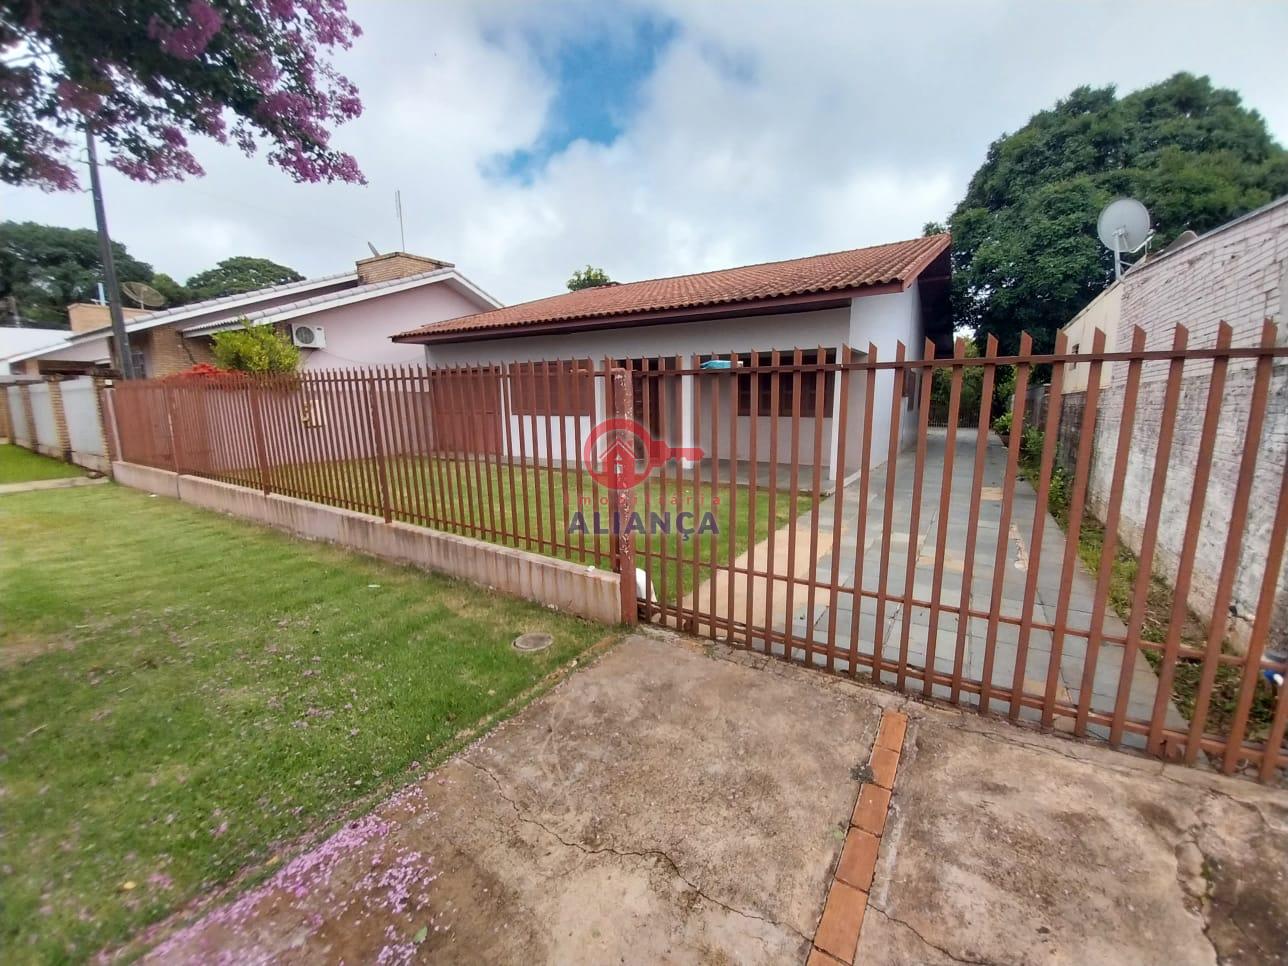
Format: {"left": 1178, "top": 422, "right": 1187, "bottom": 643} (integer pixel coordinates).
{"left": 394, "top": 283, "right": 903, "bottom": 346}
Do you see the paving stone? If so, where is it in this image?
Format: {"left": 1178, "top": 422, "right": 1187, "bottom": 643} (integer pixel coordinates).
{"left": 851, "top": 783, "right": 891, "bottom": 835}
{"left": 814, "top": 880, "right": 867, "bottom": 963}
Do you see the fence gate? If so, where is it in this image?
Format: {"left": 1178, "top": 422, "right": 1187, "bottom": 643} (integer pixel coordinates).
{"left": 106, "top": 329, "right": 1288, "bottom": 782}
{"left": 625, "top": 331, "right": 1288, "bottom": 783}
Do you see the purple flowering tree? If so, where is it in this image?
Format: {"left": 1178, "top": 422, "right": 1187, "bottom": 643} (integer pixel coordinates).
{"left": 0, "top": 0, "right": 366, "bottom": 190}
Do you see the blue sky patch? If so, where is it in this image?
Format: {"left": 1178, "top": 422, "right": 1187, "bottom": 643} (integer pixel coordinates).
{"left": 490, "top": 14, "right": 679, "bottom": 182}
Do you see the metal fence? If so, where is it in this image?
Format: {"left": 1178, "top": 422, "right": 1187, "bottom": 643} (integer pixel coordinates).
{"left": 108, "top": 327, "right": 1288, "bottom": 782}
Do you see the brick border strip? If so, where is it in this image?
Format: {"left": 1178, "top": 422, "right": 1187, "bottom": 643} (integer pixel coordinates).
{"left": 808, "top": 709, "right": 908, "bottom": 965}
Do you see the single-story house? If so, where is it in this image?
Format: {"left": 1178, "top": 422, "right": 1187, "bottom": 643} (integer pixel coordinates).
{"left": 3, "top": 252, "right": 500, "bottom": 378}
{"left": 393, "top": 234, "right": 953, "bottom": 480}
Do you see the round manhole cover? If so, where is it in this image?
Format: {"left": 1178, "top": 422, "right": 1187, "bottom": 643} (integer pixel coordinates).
{"left": 512, "top": 632, "right": 553, "bottom": 653}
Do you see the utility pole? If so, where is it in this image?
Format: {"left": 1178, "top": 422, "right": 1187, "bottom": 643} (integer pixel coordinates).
{"left": 85, "top": 125, "right": 135, "bottom": 378}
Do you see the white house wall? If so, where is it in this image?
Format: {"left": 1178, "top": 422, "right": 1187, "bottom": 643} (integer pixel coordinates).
{"left": 848, "top": 282, "right": 925, "bottom": 469}
{"left": 420, "top": 287, "right": 927, "bottom": 478}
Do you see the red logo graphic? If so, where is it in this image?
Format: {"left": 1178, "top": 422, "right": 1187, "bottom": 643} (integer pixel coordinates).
{"left": 583, "top": 418, "right": 704, "bottom": 490}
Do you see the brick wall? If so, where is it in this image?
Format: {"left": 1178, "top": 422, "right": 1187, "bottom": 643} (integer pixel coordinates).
{"left": 1087, "top": 198, "right": 1288, "bottom": 654}
{"left": 354, "top": 253, "right": 451, "bottom": 285}
{"left": 67, "top": 302, "right": 148, "bottom": 334}
{"left": 136, "top": 326, "right": 216, "bottom": 377}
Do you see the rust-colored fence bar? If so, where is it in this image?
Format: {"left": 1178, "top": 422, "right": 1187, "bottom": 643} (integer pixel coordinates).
{"left": 1043, "top": 327, "right": 1104, "bottom": 729}
{"left": 1147, "top": 323, "right": 1233, "bottom": 757}
{"left": 1184, "top": 320, "right": 1276, "bottom": 763}
{"left": 108, "top": 330, "right": 1288, "bottom": 783}
{"left": 896, "top": 339, "right": 935, "bottom": 692}
{"left": 979, "top": 332, "right": 1032, "bottom": 715}
{"left": 873, "top": 342, "right": 906, "bottom": 684}
{"left": 1075, "top": 327, "right": 1144, "bottom": 737}
{"left": 925, "top": 338, "right": 965, "bottom": 697}
{"left": 823, "top": 345, "right": 854, "bottom": 673}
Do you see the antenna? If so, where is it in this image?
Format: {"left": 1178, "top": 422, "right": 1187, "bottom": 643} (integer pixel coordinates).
{"left": 395, "top": 189, "right": 406, "bottom": 252}
{"left": 120, "top": 280, "right": 167, "bottom": 309}
{"left": 1097, "top": 198, "right": 1154, "bottom": 279}
{"left": 367, "top": 241, "right": 381, "bottom": 257}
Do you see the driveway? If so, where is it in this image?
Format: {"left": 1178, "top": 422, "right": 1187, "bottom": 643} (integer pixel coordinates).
{"left": 789, "top": 427, "right": 1184, "bottom": 746}
{"left": 140, "top": 634, "right": 1287, "bottom": 965}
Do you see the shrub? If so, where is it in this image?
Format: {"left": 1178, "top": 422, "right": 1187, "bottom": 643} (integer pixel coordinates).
{"left": 992, "top": 411, "right": 1012, "bottom": 435}
{"left": 1021, "top": 425, "right": 1046, "bottom": 465}
{"left": 211, "top": 321, "right": 300, "bottom": 373}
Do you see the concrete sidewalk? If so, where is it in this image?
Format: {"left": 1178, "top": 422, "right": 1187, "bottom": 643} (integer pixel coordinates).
{"left": 137, "top": 633, "right": 1286, "bottom": 965}
{"left": 860, "top": 692, "right": 1288, "bottom": 964}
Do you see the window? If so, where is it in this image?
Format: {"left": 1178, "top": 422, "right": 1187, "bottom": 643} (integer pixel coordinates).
{"left": 130, "top": 350, "right": 146, "bottom": 379}
{"left": 509, "top": 359, "right": 594, "bottom": 416}
{"left": 734, "top": 350, "right": 836, "bottom": 417}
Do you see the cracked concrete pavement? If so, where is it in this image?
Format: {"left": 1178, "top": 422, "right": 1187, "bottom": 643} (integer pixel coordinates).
{"left": 142, "top": 633, "right": 1287, "bottom": 965}
{"left": 859, "top": 695, "right": 1288, "bottom": 965}
{"left": 144, "top": 634, "right": 882, "bottom": 964}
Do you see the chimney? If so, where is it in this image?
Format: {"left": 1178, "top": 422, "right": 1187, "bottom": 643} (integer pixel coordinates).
{"left": 66, "top": 302, "right": 149, "bottom": 334}
{"left": 355, "top": 252, "right": 453, "bottom": 285}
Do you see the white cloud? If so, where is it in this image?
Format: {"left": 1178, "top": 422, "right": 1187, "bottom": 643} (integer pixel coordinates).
{"left": 2, "top": 0, "right": 1285, "bottom": 310}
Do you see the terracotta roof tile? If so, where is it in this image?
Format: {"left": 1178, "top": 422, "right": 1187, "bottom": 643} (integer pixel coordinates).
{"left": 395, "top": 233, "right": 950, "bottom": 342}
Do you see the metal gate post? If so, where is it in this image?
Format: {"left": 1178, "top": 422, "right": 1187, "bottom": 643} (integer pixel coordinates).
{"left": 610, "top": 367, "right": 638, "bottom": 625}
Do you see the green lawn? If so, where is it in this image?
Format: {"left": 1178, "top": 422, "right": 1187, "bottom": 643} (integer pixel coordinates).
{"left": 257, "top": 456, "right": 813, "bottom": 600}
{"left": 0, "top": 444, "right": 85, "bottom": 484}
{"left": 0, "top": 484, "right": 607, "bottom": 963}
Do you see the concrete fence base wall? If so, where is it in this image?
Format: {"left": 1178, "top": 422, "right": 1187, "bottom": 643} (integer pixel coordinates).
{"left": 112, "top": 461, "right": 623, "bottom": 625}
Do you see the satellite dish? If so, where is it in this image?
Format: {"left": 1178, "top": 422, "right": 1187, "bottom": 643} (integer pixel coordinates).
{"left": 1097, "top": 198, "right": 1153, "bottom": 279}
{"left": 120, "top": 281, "right": 166, "bottom": 309}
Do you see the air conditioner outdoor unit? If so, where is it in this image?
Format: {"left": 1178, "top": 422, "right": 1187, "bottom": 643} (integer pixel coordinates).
{"left": 291, "top": 323, "right": 326, "bottom": 349}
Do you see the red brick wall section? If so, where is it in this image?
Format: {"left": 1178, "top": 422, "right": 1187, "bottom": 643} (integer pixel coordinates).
{"left": 47, "top": 379, "right": 71, "bottom": 459}
{"left": 141, "top": 325, "right": 217, "bottom": 377}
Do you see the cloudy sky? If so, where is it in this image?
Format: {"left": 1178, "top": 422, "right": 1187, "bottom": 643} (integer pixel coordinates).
{"left": 3, "top": 0, "right": 1287, "bottom": 306}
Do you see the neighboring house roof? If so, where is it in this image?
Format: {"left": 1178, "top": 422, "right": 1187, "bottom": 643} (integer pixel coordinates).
{"left": 395, "top": 234, "right": 951, "bottom": 343}
{"left": 3, "top": 260, "right": 503, "bottom": 367}
{"left": 82, "top": 271, "right": 359, "bottom": 343}
{"left": 0, "top": 326, "right": 72, "bottom": 362}
{"left": 181, "top": 268, "right": 500, "bottom": 336}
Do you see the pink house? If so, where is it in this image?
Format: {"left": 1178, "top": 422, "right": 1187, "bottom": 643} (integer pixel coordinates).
{"left": 6, "top": 252, "right": 500, "bottom": 378}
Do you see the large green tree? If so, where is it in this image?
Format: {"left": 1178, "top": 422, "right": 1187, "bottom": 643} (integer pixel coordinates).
{"left": 567, "top": 265, "right": 614, "bottom": 291}
{"left": 184, "top": 256, "right": 303, "bottom": 301}
{"left": 948, "top": 73, "right": 1288, "bottom": 353}
{"left": 0, "top": 220, "right": 154, "bottom": 325}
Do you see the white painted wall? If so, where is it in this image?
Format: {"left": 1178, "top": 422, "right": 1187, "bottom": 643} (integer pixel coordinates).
{"left": 848, "top": 282, "right": 925, "bottom": 468}
{"left": 61, "top": 376, "right": 109, "bottom": 470}
{"left": 1059, "top": 281, "right": 1123, "bottom": 392}
{"left": 6, "top": 385, "right": 31, "bottom": 445}
{"left": 420, "top": 289, "right": 928, "bottom": 479}
{"left": 27, "top": 381, "right": 60, "bottom": 454}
